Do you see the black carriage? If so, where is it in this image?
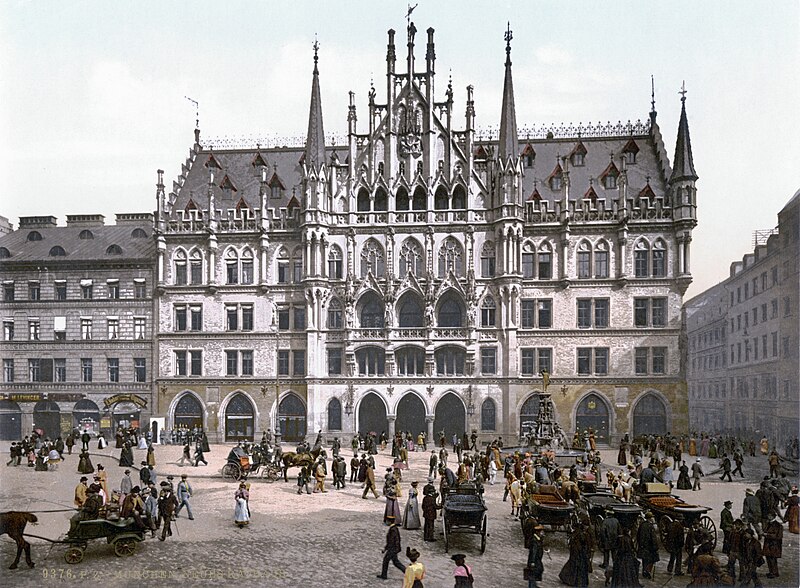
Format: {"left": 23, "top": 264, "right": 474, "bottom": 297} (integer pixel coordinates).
{"left": 62, "top": 517, "right": 145, "bottom": 564}
{"left": 635, "top": 483, "right": 717, "bottom": 549}
{"left": 519, "top": 485, "right": 577, "bottom": 534}
{"left": 579, "top": 490, "right": 643, "bottom": 542}
{"left": 442, "top": 485, "right": 488, "bottom": 553}
{"left": 222, "top": 446, "right": 281, "bottom": 482}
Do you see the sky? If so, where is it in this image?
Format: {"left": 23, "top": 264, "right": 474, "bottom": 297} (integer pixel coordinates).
{"left": 1, "top": 0, "right": 799, "bottom": 299}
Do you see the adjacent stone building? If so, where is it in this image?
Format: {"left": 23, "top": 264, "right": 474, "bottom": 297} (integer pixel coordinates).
{"left": 0, "top": 214, "right": 156, "bottom": 440}
{"left": 686, "top": 190, "right": 799, "bottom": 447}
{"left": 154, "top": 21, "right": 696, "bottom": 445}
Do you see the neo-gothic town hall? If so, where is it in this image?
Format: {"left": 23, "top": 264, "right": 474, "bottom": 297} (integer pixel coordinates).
{"left": 1, "top": 21, "right": 699, "bottom": 446}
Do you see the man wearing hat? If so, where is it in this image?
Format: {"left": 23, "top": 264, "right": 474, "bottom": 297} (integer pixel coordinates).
{"left": 157, "top": 482, "right": 178, "bottom": 541}
{"left": 428, "top": 450, "right": 438, "bottom": 479}
{"left": 720, "top": 499, "right": 734, "bottom": 555}
{"left": 176, "top": 474, "right": 194, "bottom": 520}
{"left": 121, "top": 486, "right": 146, "bottom": 530}
{"left": 762, "top": 513, "right": 783, "bottom": 578}
{"left": 421, "top": 484, "right": 438, "bottom": 542}
{"left": 377, "top": 520, "right": 405, "bottom": 580}
{"left": 690, "top": 457, "right": 704, "bottom": 491}
{"left": 738, "top": 527, "right": 764, "bottom": 586}
{"left": 69, "top": 483, "right": 102, "bottom": 535}
{"left": 74, "top": 476, "right": 89, "bottom": 508}
{"left": 598, "top": 508, "right": 620, "bottom": 569}
{"left": 636, "top": 511, "right": 660, "bottom": 579}
{"left": 742, "top": 488, "right": 762, "bottom": 538}
{"left": 525, "top": 521, "right": 544, "bottom": 588}
{"left": 665, "top": 515, "right": 685, "bottom": 576}
{"left": 119, "top": 469, "right": 133, "bottom": 505}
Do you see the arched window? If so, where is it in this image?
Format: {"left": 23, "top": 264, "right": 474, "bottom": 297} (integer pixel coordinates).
{"left": 27, "top": 231, "right": 42, "bottom": 242}
{"left": 225, "top": 393, "right": 255, "bottom": 441}
{"left": 452, "top": 185, "right": 466, "bottom": 209}
{"left": 327, "top": 398, "right": 342, "bottom": 431}
{"left": 412, "top": 187, "right": 426, "bottom": 210}
{"left": 174, "top": 393, "right": 204, "bottom": 430}
{"left": 576, "top": 241, "right": 591, "bottom": 279}
{"left": 437, "top": 293, "right": 464, "bottom": 327}
{"left": 374, "top": 188, "right": 388, "bottom": 211}
{"left": 481, "top": 398, "right": 496, "bottom": 431}
{"left": 595, "top": 241, "right": 609, "bottom": 278}
{"left": 327, "top": 245, "right": 343, "bottom": 279}
{"left": 357, "top": 188, "right": 371, "bottom": 212}
{"left": 481, "top": 296, "right": 496, "bottom": 327}
{"left": 79, "top": 229, "right": 94, "bottom": 240}
{"left": 173, "top": 249, "right": 187, "bottom": 285}
{"left": 359, "top": 294, "right": 384, "bottom": 328}
{"left": 356, "top": 346, "right": 385, "bottom": 375}
{"left": 634, "top": 240, "right": 650, "bottom": 278}
{"left": 633, "top": 393, "right": 667, "bottom": 436}
{"left": 49, "top": 246, "right": 66, "bottom": 257}
{"left": 106, "top": 244, "right": 122, "bottom": 255}
{"left": 481, "top": 241, "right": 496, "bottom": 278}
{"left": 276, "top": 247, "right": 290, "bottom": 284}
{"left": 395, "top": 188, "right": 410, "bottom": 211}
{"left": 225, "top": 249, "right": 239, "bottom": 284}
{"left": 131, "top": 228, "right": 148, "bottom": 239}
{"left": 240, "top": 249, "right": 254, "bottom": 284}
{"left": 435, "top": 346, "right": 465, "bottom": 375}
{"left": 396, "top": 346, "right": 425, "bottom": 375}
{"left": 398, "top": 295, "right": 424, "bottom": 327}
{"left": 327, "top": 298, "right": 344, "bottom": 329}
{"left": 519, "top": 395, "right": 540, "bottom": 436}
{"left": 538, "top": 242, "right": 553, "bottom": 279}
{"left": 652, "top": 239, "right": 667, "bottom": 277}
{"left": 575, "top": 393, "right": 610, "bottom": 443}
{"left": 521, "top": 242, "right": 535, "bottom": 278}
{"left": 360, "top": 239, "right": 385, "bottom": 277}
{"left": 399, "top": 238, "right": 424, "bottom": 276}
{"left": 434, "top": 186, "right": 449, "bottom": 210}
{"left": 290, "top": 247, "right": 303, "bottom": 283}
{"left": 438, "top": 237, "right": 463, "bottom": 277}
{"left": 189, "top": 249, "right": 203, "bottom": 284}
{"left": 0, "top": 247, "right": 9, "bottom": 259}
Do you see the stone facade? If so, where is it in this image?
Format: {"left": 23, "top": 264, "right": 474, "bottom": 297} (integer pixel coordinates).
{"left": 685, "top": 190, "right": 799, "bottom": 447}
{"left": 154, "top": 22, "right": 696, "bottom": 445}
{"left": 0, "top": 214, "right": 156, "bottom": 440}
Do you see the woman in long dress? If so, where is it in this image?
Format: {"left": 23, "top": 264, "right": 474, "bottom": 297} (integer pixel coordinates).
{"left": 610, "top": 530, "right": 642, "bottom": 587}
{"left": 78, "top": 449, "right": 94, "bottom": 474}
{"left": 234, "top": 482, "right": 250, "bottom": 527}
{"left": 97, "top": 433, "right": 108, "bottom": 450}
{"left": 383, "top": 485, "right": 402, "bottom": 525}
{"left": 786, "top": 487, "right": 799, "bottom": 534}
{"left": 677, "top": 461, "right": 692, "bottom": 490}
{"left": 146, "top": 444, "right": 156, "bottom": 467}
{"left": 137, "top": 434, "right": 148, "bottom": 450}
{"left": 403, "top": 481, "right": 421, "bottom": 530}
{"left": 119, "top": 442, "right": 134, "bottom": 467}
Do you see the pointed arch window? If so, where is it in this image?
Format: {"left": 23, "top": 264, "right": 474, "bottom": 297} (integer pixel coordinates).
{"left": 360, "top": 296, "right": 385, "bottom": 328}
{"left": 173, "top": 250, "right": 188, "bottom": 285}
{"left": 327, "top": 245, "right": 343, "bottom": 279}
{"left": 481, "top": 241, "right": 496, "bottom": 278}
{"left": 481, "top": 296, "right": 496, "bottom": 327}
{"left": 576, "top": 241, "right": 591, "bottom": 279}
{"left": 652, "top": 240, "right": 667, "bottom": 277}
{"left": 374, "top": 188, "right": 388, "bottom": 211}
{"left": 291, "top": 247, "right": 303, "bottom": 282}
{"left": 189, "top": 250, "right": 203, "bottom": 284}
{"left": 277, "top": 247, "right": 290, "bottom": 284}
{"left": 327, "top": 298, "right": 343, "bottom": 329}
{"left": 438, "top": 238, "right": 463, "bottom": 277}
{"left": 594, "top": 241, "right": 609, "bottom": 278}
{"left": 452, "top": 185, "right": 466, "bottom": 209}
{"left": 399, "top": 239, "right": 424, "bottom": 276}
{"left": 357, "top": 188, "right": 371, "bottom": 212}
{"left": 241, "top": 249, "right": 254, "bottom": 284}
{"left": 437, "top": 294, "right": 464, "bottom": 328}
{"left": 522, "top": 242, "right": 535, "bottom": 278}
{"left": 395, "top": 188, "right": 410, "bottom": 211}
{"left": 481, "top": 398, "right": 496, "bottom": 431}
{"left": 360, "top": 239, "right": 385, "bottom": 277}
{"left": 434, "top": 186, "right": 449, "bottom": 210}
{"left": 412, "top": 187, "right": 426, "bottom": 210}
{"left": 538, "top": 242, "right": 553, "bottom": 280}
{"left": 398, "top": 296, "right": 424, "bottom": 327}
{"left": 634, "top": 241, "right": 650, "bottom": 278}
{"left": 225, "top": 249, "right": 239, "bottom": 284}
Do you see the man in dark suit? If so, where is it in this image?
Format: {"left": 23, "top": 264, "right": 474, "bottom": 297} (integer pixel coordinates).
{"left": 422, "top": 486, "right": 438, "bottom": 542}
{"left": 377, "top": 521, "right": 405, "bottom": 580}
{"left": 158, "top": 483, "right": 179, "bottom": 541}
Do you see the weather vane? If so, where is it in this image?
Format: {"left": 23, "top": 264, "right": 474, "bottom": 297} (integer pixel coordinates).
{"left": 406, "top": 2, "right": 417, "bottom": 29}
{"left": 184, "top": 96, "right": 199, "bottom": 129}
{"left": 679, "top": 80, "right": 687, "bottom": 101}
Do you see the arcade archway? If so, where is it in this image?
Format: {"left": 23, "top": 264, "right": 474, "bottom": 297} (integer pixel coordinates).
{"left": 433, "top": 392, "right": 466, "bottom": 441}
{"left": 575, "top": 393, "right": 610, "bottom": 443}
{"left": 0, "top": 400, "right": 22, "bottom": 440}
{"left": 33, "top": 400, "right": 60, "bottom": 439}
{"left": 357, "top": 392, "right": 388, "bottom": 437}
{"left": 73, "top": 399, "right": 100, "bottom": 436}
{"left": 225, "top": 393, "right": 255, "bottom": 442}
{"left": 279, "top": 393, "right": 307, "bottom": 442}
{"left": 174, "top": 393, "right": 204, "bottom": 430}
{"left": 632, "top": 393, "right": 668, "bottom": 437}
{"left": 519, "top": 395, "right": 540, "bottom": 437}
{"left": 395, "top": 393, "right": 427, "bottom": 437}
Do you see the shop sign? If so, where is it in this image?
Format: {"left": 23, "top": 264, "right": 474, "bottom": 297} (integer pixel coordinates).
{"left": 103, "top": 393, "right": 148, "bottom": 409}
{"left": 6, "top": 393, "right": 43, "bottom": 402}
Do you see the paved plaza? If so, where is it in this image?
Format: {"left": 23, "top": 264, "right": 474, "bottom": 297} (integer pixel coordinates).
{"left": 1, "top": 442, "right": 798, "bottom": 587}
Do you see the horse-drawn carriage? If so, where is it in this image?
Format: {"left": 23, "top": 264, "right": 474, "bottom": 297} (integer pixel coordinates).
{"left": 61, "top": 517, "right": 146, "bottom": 564}
{"left": 222, "top": 446, "right": 281, "bottom": 482}
{"left": 635, "top": 483, "right": 717, "bottom": 549}
{"left": 579, "top": 489, "right": 643, "bottom": 543}
{"left": 519, "top": 485, "right": 577, "bottom": 534}
{"left": 441, "top": 484, "right": 488, "bottom": 553}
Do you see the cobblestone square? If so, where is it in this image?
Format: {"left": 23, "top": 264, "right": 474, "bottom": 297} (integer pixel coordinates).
{"left": 1, "top": 443, "right": 798, "bottom": 587}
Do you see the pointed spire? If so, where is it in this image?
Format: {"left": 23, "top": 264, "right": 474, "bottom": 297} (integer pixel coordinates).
{"left": 498, "top": 22, "right": 519, "bottom": 162}
{"left": 670, "top": 81, "right": 698, "bottom": 182}
{"left": 305, "top": 37, "right": 326, "bottom": 169}
{"left": 649, "top": 75, "right": 657, "bottom": 124}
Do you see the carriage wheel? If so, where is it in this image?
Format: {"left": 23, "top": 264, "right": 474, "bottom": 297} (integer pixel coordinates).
{"left": 265, "top": 467, "right": 279, "bottom": 483}
{"left": 443, "top": 519, "right": 450, "bottom": 552}
{"left": 699, "top": 515, "right": 717, "bottom": 549}
{"left": 64, "top": 547, "right": 84, "bottom": 565}
{"left": 113, "top": 538, "right": 137, "bottom": 557}
{"left": 480, "top": 514, "right": 488, "bottom": 554}
{"left": 222, "top": 463, "right": 241, "bottom": 481}
{"left": 658, "top": 514, "right": 673, "bottom": 546}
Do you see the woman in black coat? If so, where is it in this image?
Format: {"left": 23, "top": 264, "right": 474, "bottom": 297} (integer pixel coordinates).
{"left": 611, "top": 530, "right": 642, "bottom": 588}
{"left": 677, "top": 460, "right": 692, "bottom": 490}
{"left": 558, "top": 520, "right": 593, "bottom": 586}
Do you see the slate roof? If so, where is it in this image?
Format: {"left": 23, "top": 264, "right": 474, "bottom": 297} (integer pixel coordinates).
{"left": 0, "top": 221, "right": 155, "bottom": 264}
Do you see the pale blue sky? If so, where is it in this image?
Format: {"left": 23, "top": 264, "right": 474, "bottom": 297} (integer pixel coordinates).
{"left": 1, "top": 0, "right": 798, "bottom": 298}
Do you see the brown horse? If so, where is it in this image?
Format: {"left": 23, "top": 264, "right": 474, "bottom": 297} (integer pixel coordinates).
{"left": 281, "top": 447, "right": 325, "bottom": 482}
{"left": 0, "top": 511, "right": 38, "bottom": 569}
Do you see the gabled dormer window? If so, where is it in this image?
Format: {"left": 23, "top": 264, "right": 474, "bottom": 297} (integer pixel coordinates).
{"left": 269, "top": 172, "right": 285, "bottom": 199}
{"left": 603, "top": 175, "right": 617, "bottom": 189}
{"left": 522, "top": 143, "right": 536, "bottom": 168}
{"left": 570, "top": 141, "right": 587, "bottom": 167}
{"left": 219, "top": 174, "right": 238, "bottom": 199}
{"left": 599, "top": 161, "right": 620, "bottom": 190}
{"left": 547, "top": 163, "right": 563, "bottom": 191}
{"left": 622, "top": 138, "right": 639, "bottom": 165}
